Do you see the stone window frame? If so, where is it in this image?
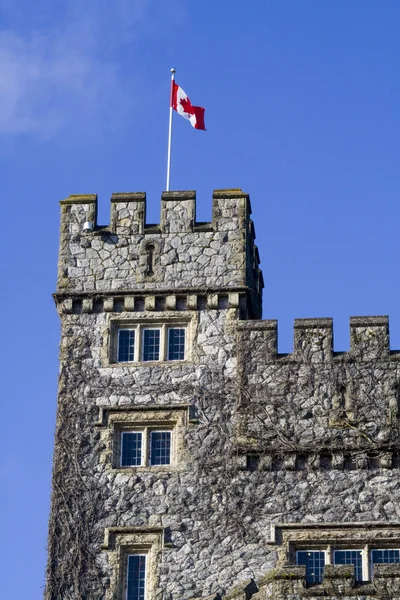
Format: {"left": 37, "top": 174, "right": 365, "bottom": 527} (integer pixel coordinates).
{"left": 96, "top": 405, "right": 191, "bottom": 473}
{"left": 102, "top": 527, "right": 164, "bottom": 600}
{"left": 271, "top": 522, "right": 400, "bottom": 582}
{"left": 102, "top": 312, "right": 197, "bottom": 367}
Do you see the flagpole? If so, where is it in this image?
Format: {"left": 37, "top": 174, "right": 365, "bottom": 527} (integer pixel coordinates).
{"left": 166, "top": 68, "right": 176, "bottom": 191}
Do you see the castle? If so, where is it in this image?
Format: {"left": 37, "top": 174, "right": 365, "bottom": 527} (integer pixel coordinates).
{"left": 46, "top": 189, "right": 400, "bottom": 599}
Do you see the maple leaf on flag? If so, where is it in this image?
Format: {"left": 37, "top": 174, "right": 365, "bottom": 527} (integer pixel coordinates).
{"left": 171, "top": 81, "right": 206, "bottom": 130}
{"left": 180, "top": 96, "right": 193, "bottom": 115}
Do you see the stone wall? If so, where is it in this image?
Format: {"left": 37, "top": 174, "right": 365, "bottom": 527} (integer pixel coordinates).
{"left": 46, "top": 191, "right": 400, "bottom": 600}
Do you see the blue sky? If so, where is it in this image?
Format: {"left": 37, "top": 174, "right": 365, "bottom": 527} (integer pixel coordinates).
{"left": 1, "top": 1, "right": 400, "bottom": 597}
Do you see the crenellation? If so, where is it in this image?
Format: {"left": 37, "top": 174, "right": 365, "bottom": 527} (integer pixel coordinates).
{"left": 350, "top": 315, "right": 390, "bottom": 359}
{"left": 161, "top": 190, "right": 196, "bottom": 233}
{"left": 60, "top": 193, "right": 97, "bottom": 231}
{"left": 237, "top": 316, "right": 396, "bottom": 364}
{"left": 110, "top": 192, "right": 146, "bottom": 235}
{"left": 294, "top": 318, "right": 333, "bottom": 362}
{"left": 238, "top": 320, "right": 278, "bottom": 363}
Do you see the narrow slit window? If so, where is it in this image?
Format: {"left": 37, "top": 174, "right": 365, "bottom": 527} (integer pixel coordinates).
{"left": 146, "top": 244, "right": 155, "bottom": 277}
{"left": 126, "top": 554, "right": 146, "bottom": 600}
{"left": 118, "top": 330, "right": 135, "bottom": 362}
{"left": 142, "top": 329, "right": 160, "bottom": 361}
{"left": 338, "top": 385, "right": 346, "bottom": 410}
{"left": 296, "top": 550, "right": 325, "bottom": 584}
{"left": 334, "top": 549, "right": 363, "bottom": 581}
{"left": 121, "top": 432, "right": 143, "bottom": 466}
{"left": 150, "top": 431, "right": 171, "bottom": 465}
{"left": 168, "top": 328, "right": 185, "bottom": 360}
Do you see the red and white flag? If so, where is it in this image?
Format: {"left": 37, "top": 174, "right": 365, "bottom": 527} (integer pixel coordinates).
{"left": 171, "top": 81, "right": 206, "bottom": 131}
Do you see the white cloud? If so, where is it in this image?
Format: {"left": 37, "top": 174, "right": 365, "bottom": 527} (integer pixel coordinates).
{"left": 0, "top": 30, "right": 118, "bottom": 136}
{"left": 0, "top": 0, "right": 186, "bottom": 137}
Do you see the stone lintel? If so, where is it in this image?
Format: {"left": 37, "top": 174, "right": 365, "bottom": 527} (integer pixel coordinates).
{"left": 95, "top": 403, "right": 192, "bottom": 427}
{"left": 102, "top": 526, "right": 164, "bottom": 550}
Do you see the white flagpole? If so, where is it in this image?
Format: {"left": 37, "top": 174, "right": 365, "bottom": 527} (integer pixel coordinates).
{"left": 166, "top": 68, "right": 176, "bottom": 191}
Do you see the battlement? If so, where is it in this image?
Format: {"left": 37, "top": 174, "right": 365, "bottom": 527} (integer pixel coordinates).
{"left": 238, "top": 315, "right": 392, "bottom": 362}
{"left": 57, "top": 189, "right": 263, "bottom": 317}
{"left": 59, "top": 189, "right": 252, "bottom": 235}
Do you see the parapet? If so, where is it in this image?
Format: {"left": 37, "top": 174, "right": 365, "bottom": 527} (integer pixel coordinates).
{"left": 238, "top": 315, "right": 392, "bottom": 362}
{"left": 57, "top": 189, "right": 263, "bottom": 317}
{"left": 59, "top": 189, "right": 252, "bottom": 235}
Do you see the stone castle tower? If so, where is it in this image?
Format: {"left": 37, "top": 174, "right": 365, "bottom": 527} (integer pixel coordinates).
{"left": 47, "top": 189, "right": 400, "bottom": 599}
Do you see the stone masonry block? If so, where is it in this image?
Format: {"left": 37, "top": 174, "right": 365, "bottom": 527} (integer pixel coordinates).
{"left": 82, "top": 298, "right": 93, "bottom": 313}
{"left": 124, "top": 296, "right": 135, "bottom": 311}
{"left": 207, "top": 294, "right": 219, "bottom": 309}
{"left": 103, "top": 298, "right": 114, "bottom": 312}
{"left": 144, "top": 296, "right": 156, "bottom": 311}
{"left": 187, "top": 294, "right": 198, "bottom": 310}
{"left": 165, "top": 295, "right": 176, "bottom": 310}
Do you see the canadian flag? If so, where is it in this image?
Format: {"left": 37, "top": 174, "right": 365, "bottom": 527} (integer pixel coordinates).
{"left": 171, "top": 81, "right": 206, "bottom": 130}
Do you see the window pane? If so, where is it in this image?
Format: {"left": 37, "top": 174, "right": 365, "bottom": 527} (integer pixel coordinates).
{"left": 372, "top": 549, "right": 400, "bottom": 565}
{"left": 297, "top": 550, "right": 325, "bottom": 584}
{"left": 334, "top": 550, "right": 363, "bottom": 581}
{"left": 150, "top": 431, "right": 171, "bottom": 465}
{"left": 118, "top": 330, "right": 135, "bottom": 362}
{"left": 121, "top": 432, "right": 142, "bottom": 466}
{"left": 168, "top": 328, "right": 185, "bottom": 360}
{"left": 142, "top": 329, "right": 160, "bottom": 361}
{"left": 127, "top": 555, "right": 146, "bottom": 600}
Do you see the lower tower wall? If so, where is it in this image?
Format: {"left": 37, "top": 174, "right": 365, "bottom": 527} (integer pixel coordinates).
{"left": 46, "top": 307, "right": 400, "bottom": 599}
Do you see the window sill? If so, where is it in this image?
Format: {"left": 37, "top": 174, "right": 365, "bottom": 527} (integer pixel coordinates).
{"left": 113, "top": 465, "right": 178, "bottom": 473}
{"left": 108, "top": 359, "right": 190, "bottom": 367}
